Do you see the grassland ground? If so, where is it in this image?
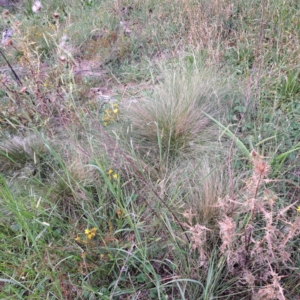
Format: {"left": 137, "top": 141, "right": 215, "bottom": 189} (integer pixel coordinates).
{"left": 1, "top": 0, "right": 300, "bottom": 299}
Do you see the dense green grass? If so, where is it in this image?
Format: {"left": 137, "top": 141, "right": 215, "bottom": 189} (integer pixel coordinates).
{"left": 1, "top": 0, "right": 300, "bottom": 299}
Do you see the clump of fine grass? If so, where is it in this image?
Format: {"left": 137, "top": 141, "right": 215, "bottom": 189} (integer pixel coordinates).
{"left": 0, "top": 134, "right": 48, "bottom": 176}
{"left": 45, "top": 139, "right": 102, "bottom": 215}
{"left": 171, "top": 157, "right": 228, "bottom": 226}
{"left": 124, "top": 57, "right": 233, "bottom": 164}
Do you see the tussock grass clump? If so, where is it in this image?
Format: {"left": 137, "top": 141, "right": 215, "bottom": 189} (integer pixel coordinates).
{"left": 124, "top": 59, "right": 232, "bottom": 162}
{"left": 45, "top": 140, "right": 103, "bottom": 214}
{"left": 172, "top": 157, "right": 228, "bottom": 226}
{"left": 0, "top": 134, "right": 47, "bottom": 175}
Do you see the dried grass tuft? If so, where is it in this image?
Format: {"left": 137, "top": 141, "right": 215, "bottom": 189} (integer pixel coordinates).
{"left": 215, "top": 149, "right": 300, "bottom": 298}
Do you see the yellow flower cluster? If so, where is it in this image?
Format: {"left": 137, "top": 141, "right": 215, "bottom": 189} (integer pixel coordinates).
{"left": 107, "top": 169, "right": 118, "bottom": 180}
{"left": 103, "top": 103, "right": 119, "bottom": 126}
{"left": 297, "top": 206, "right": 300, "bottom": 213}
{"left": 84, "top": 227, "right": 97, "bottom": 239}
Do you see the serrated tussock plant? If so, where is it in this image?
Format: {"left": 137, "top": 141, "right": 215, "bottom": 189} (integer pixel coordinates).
{"left": 124, "top": 60, "right": 232, "bottom": 163}
{"left": 0, "top": 134, "right": 47, "bottom": 175}
{"left": 169, "top": 157, "right": 228, "bottom": 226}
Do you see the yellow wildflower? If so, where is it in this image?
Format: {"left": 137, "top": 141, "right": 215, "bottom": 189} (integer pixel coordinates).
{"left": 112, "top": 173, "right": 118, "bottom": 180}
{"left": 113, "top": 108, "right": 118, "bottom": 114}
{"left": 85, "top": 227, "right": 97, "bottom": 239}
{"left": 297, "top": 206, "right": 300, "bottom": 213}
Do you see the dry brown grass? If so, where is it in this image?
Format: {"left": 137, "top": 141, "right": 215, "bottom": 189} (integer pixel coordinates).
{"left": 216, "top": 150, "right": 300, "bottom": 299}
{"left": 184, "top": 0, "right": 234, "bottom": 57}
